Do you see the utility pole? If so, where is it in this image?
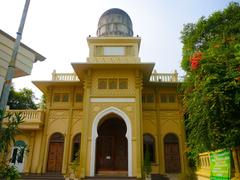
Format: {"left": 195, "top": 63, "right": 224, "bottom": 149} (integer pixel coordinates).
{"left": 0, "top": 0, "right": 31, "bottom": 110}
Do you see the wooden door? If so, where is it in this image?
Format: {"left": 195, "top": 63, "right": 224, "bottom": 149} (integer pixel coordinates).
{"left": 97, "top": 136, "right": 114, "bottom": 170}
{"left": 47, "top": 142, "right": 64, "bottom": 172}
{"left": 96, "top": 118, "right": 128, "bottom": 173}
{"left": 164, "top": 143, "right": 181, "bottom": 173}
{"left": 115, "top": 137, "right": 128, "bottom": 170}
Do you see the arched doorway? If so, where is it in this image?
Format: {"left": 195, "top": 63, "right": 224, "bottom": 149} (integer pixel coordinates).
{"left": 10, "top": 140, "right": 26, "bottom": 172}
{"left": 96, "top": 117, "right": 128, "bottom": 175}
{"left": 90, "top": 107, "right": 132, "bottom": 177}
{"left": 47, "top": 133, "right": 64, "bottom": 172}
{"left": 164, "top": 133, "right": 181, "bottom": 173}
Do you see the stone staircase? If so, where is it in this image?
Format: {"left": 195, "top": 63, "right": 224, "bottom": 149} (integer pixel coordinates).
{"left": 19, "top": 173, "right": 65, "bottom": 180}
{"left": 19, "top": 174, "right": 175, "bottom": 180}
{"left": 151, "top": 174, "right": 169, "bottom": 180}
{"left": 84, "top": 177, "right": 137, "bottom": 180}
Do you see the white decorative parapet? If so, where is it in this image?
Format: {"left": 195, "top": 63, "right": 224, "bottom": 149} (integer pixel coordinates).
{"left": 51, "top": 69, "right": 183, "bottom": 82}
{"left": 199, "top": 152, "right": 211, "bottom": 170}
{"left": 52, "top": 70, "right": 79, "bottom": 81}
{"left": 5, "top": 110, "right": 44, "bottom": 129}
{"left": 150, "top": 70, "right": 183, "bottom": 82}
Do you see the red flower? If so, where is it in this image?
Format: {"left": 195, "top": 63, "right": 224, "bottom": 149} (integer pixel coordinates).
{"left": 191, "top": 52, "right": 202, "bottom": 62}
{"left": 190, "top": 52, "right": 202, "bottom": 70}
{"left": 191, "top": 60, "right": 199, "bottom": 70}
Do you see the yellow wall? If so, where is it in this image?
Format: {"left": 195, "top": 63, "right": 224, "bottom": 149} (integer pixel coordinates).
{"left": 12, "top": 82, "right": 188, "bottom": 178}
{"left": 11, "top": 36, "right": 188, "bottom": 179}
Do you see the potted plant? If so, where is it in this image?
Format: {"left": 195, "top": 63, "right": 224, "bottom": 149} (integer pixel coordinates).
{"left": 143, "top": 148, "right": 152, "bottom": 180}
{"left": 69, "top": 152, "right": 80, "bottom": 180}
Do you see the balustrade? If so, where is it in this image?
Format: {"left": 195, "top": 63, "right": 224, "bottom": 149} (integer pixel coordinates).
{"left": 197, "top": 149, "right": 240, "bottom": 179}
{"left": 52, "top": 69, "right": 183, "bottom": 83}
{"left": 150, "top": 70, "right": 182, "bottom": 82}
{"left": 52, "top": 70, "right": 79, "bottom": 81}
{"left": 5, "top": 110, "right": 44, "bottom": 129}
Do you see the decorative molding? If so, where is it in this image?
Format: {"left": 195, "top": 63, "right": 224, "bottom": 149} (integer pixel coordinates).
{"left": 90, "top": 98, "right": 135, "bottom": 103}
{"left": 90, "top": 106, "right": 132, "bottom": 176}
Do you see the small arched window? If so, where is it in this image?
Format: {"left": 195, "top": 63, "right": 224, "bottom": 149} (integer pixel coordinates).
{"left": 71, "top": 133, "right": 81, "bottom": 162}
{"left": 11, "top": 140, "right": 26, "bottom": 164}
{"left": 143, "top": 134, "right": 155, "bottom": 163}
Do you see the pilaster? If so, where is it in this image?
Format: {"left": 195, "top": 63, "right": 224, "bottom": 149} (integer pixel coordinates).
{"left": 135, "top": 70, "right": 143, "bottom": 178}
{"left": 26, "top": 131, "right": 36, "bottom": 173}
{"left": 155, "top": 88, "right": 163, "bottom": 173}
{"left": 37, "top": 87, "right": 52, "bottom": 173}
{"left": 80, "top": 69, "right": 91, "bottom": 178}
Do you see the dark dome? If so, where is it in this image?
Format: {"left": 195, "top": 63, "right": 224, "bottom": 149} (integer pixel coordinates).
{"left": 97, "top": 8, "right": 133, "bottom": 37}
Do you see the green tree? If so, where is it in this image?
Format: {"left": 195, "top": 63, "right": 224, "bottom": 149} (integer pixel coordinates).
{"left": 0, "top": 110, "right": 24, "bottom": 179}
{"left": 143, "top": 148, "right": 152, "bottom": 178}
{"left": 7, "top": 86, "right": 37, "bottom": 109}
{"left": 38, "top": 94, "right": 46, "bottom": 109}
{"left": 180, "top": 2, "right": 240, "bottom": 162}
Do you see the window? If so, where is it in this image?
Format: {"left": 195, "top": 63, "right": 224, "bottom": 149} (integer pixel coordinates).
{"left": 108, "top": 79, "right": 117, "bottom": 89}
{"left": 11, "top": 140, "right": 26, "bottom": 164}
{"left": 75, "top": 93, "right": 83, "bottom": 102}
{"left": 160, "top": 94, "right": 176, "bottom": 103}
{"left": 53, "top": 93, "right": 61, "bottom": 102}
{"left": 143, "top": 134, "right": 155, "bottom": 163}
{"left": 160, "top": 94, "right": 167, "bottom": 103}
{"left": 103, "top": 47, "right": 125, "bottom": 56}
{"left": 142, "top": 93, "right": 155, "bottom": 103}
{"left": 72, "top": 133, "right": 81, "bottom": 162}
{"left": 62, "top": 93, "right": 69, "bottom": 102}
{"left": 98, "top": 79, "right": 107, "bottom": 89}
{"left": 119, "top": 78, "right": 128, "bottom": 89}
{"left": 98, "top": 78, "right": 128, "bottom": 90}
{"left": 53, "top": 93, "right": 69, "bottom": 102}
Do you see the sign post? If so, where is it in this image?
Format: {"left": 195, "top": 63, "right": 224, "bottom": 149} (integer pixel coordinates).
{"left": 210, "top": 149, "right": 231, "bottom": 180}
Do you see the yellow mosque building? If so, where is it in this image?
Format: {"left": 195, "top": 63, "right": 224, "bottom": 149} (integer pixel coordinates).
{"left": 11, "top": 8, "right": 189, "bottom": 179}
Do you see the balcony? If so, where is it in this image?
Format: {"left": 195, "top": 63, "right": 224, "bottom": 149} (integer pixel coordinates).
{"left": 52, "top": 70, "right": 79, "bottom": 81}
{"left": 150, "top": 70, "right": 183, "bottom": 82}
{"left": 51, "top": 70, "right": 184, "bottom": 83}
{"left": 5, "top": 110, "right": 44, "bottom": 130}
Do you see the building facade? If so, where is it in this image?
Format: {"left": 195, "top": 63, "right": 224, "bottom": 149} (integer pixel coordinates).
{"left": 10, "top": 9, "right": 188, "bottom": 179}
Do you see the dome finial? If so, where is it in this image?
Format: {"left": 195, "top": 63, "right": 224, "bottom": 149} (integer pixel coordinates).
{"left": 97, "top": 8, "right": 133, "bottom": 37}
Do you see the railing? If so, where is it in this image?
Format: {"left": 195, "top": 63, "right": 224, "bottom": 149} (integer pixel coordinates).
{"left": 197, "top": 149, "right": 240, "bottom": 179}
{"left": 5, "top": 110, "right": 44, "bottom": 129}
{"left": 198, "top": 152, "right": 210, "bottom": 170}
{"left": 51, "top": 69, "right": 183, "bottom": 83}
{"left": 52, "top": 70, "right": 79, "bottom": 81}
{"left": 150, "top": 70, "right": 181, "bottom": 82}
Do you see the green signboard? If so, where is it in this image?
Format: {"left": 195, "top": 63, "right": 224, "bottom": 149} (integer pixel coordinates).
{"left": 210, "top": 149, "right": 231, "bottom": 180}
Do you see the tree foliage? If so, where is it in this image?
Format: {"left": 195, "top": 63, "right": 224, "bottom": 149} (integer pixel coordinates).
{"left": 180, "top": 2, "right": 240, "bottom": 161}
{"left": 0, "top": 110, "right": 24, "bottom": 179}
{"left": 7, "top": 86, "right": 37, "bottom": 109}
{"left": 143, "top": 148, "right": 152, "bottom": 178}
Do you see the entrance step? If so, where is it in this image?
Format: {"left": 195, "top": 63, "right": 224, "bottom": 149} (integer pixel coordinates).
{"left": 19, "top": 173, "right": 65, "bottom": 180}
{"left": 151, "top": 174, "right": 169, "bottom": 180}
{"left": 97, "top": 170, "right": 128, "bottom": 176}
{"left": 85, "top": 177, "right": 137, "bottom": 180}
{"left": 165, "top": 174, "right": 179, "bottom": 180}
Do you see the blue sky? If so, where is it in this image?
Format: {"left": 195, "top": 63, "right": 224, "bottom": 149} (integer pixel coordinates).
{"left": 0, "top": 0, "right": 235, "bottom": 99}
